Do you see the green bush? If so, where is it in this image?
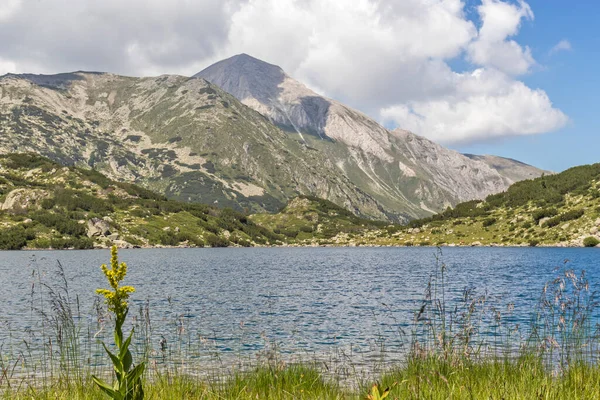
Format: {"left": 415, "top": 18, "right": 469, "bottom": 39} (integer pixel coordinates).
{"left": 49, "top": 237, "right": 94, "bottom": 249}
{"left": 0, "top": 225, "right": 35, "bottom": 249}
{"left": 482, "top": 218, "right": 497, "bottom": 227}
{"left": 529, "top": 239, "right": 540, "bottom": 247}
{"left": 542, "top": 209, "right": 585, "bottom": 228}
{"left": 583, "top": 237, "right": 600, "bottom": 247}
{"left": 532, "top": 208, "right": 558, "bottom": 223}
{"left": 205, "top": 234, "right": 230, "bottom": 248}
{"left": 31, "top": 211, "right": 87, "bottom": 236}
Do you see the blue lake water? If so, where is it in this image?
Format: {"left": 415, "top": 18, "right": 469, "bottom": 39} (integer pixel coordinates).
{"left": 1, "top": 247, "right": 599, "bottom": 372}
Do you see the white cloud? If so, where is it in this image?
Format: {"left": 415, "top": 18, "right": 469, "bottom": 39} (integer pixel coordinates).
{"left": 550, "top": 39, "right": 572, "bottom": 55}
{"left": 381, "top": 69, "right": 568, "bottom": 144}
{"left": 0, "top": 58, "right": 17, "bottom": 75}
{"left": 223, "top": 0, "right": 476, "bottom": 106}
{"left": 0, "top": 0, "right": 567, "bottom": 145}
{"left": 0, "top": 0, "right": 238, "bottom": 75}
{"left": 0, "top": 0, "right": 21, "bottom": 22}
{"left": 467, "top": 0, "right": 535, "bottom": 75}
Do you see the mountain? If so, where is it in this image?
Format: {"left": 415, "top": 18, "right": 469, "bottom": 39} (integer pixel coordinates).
{"left": 0, "top": 56, "right": 546, "bottom": 223}
{"left": 195, "top": 54, "right": 546, "bottom": 218}
{"left": 463, "top": 154, "right": 552, "bottom": 184}
{"left": 0, "top": 71, "right": 394, "bottom": 220}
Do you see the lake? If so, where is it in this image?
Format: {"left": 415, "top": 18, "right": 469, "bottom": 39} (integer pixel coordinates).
{"left": 1, "top": 247, "right": 599, "bottom": 374}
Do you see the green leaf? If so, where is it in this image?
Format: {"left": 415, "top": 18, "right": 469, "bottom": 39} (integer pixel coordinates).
{"left": 122, "top": 349, "right": 133, "bottom": 372}
{"left": 126, "top": 362, "right": 146, "bottom": 384}
{"left": 92, "top": 374, "right": 124, "bottom": 400}
{"left": 102, "top": 342, "right": 124, "bottom": 374}
{"left": 119, "top": 329, "right": 134, "bottom": 360}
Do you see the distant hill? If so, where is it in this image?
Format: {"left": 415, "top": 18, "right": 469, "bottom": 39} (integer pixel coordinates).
{"left": 0, "top": 56, "right": 546, "bottom": 223}
{"left": 0, "top": 153, "right": 284, "bottom": 250}
{"left": 0, "top": 72, "right": 391, "bottom": 221}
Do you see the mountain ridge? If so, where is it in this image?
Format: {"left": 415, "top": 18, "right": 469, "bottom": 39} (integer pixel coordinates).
{"left": 0, "top": 71, "right": 398, "bottom": 220}
{"left": 196, "top": 54, "right": 547, "bottom": 217}
{"left": 0, "top": 55, "right": 547, "bottom": 222}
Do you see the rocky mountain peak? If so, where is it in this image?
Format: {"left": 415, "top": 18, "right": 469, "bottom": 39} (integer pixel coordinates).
{"left": 195, "top": 54, "right": 288, "bottom": 104}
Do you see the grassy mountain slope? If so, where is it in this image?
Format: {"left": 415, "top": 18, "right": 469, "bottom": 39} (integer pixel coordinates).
{"left": 257, "top": 164, "right": 600, "bottom": 247}
{"left": 0, "top": 153, "right": 284, "bottom": 250}
{"left": 250, "top": 196, "right": 387, "bottom": 245}
{"left": 396, "top": 163, "right": 600, "bottom": 247}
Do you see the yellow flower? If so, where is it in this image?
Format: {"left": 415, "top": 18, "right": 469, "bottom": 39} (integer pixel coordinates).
{"left": 96, "top": 246, "right": 135, "bottom": 318}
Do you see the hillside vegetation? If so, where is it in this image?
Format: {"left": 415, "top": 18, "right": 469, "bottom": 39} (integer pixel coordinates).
{"left": 257, "top": 164, "right": 600, "bottom": 248}
{"left": 0, "top": 154, "right": 283, "bottom": 250}
{"left": 250, "top": 196, "right": 387, "bottom": 244}
{"left": 1, "top": 154, "right": 599, "bottom": 249}
{"left": 395, "top": 164, "right": 600, "bottom": 247}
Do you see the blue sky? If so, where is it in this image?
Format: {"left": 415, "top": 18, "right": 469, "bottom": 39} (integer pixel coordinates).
{"left": 454, "top": 0, "right": 600, "bottom": 172}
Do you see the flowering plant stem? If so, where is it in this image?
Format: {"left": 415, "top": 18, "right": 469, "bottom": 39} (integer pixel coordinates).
{"left": 92, "top": 246, "right": 145, "bottom": 400}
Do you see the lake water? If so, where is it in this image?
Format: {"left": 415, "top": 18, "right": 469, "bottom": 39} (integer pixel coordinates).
{"left": 1, "top": 247, "right": 600, "bottom": 374}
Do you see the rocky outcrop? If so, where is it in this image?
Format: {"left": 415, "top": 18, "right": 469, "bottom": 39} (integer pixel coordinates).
{"left": 87, "top": 218, "right": 111, "bottom": 237}
{"left": 1, "top": 188, "right": 47, "bottom": 211}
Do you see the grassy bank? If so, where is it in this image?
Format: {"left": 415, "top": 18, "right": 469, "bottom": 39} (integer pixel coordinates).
{"left": 5, "top": 357, "right": 600, "bottom": 399}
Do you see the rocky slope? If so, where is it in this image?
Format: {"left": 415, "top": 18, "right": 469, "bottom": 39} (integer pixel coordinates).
{"left": 196, "top": 54, "right": 546, "bottom": 218}
{"left": 0, "top": 71, "right": 392, "bottom": 220}
{"left": 463, "top": 154, "right": 552, "bottom": 184}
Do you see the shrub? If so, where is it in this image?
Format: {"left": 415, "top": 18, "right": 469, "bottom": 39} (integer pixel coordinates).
{"left": 529, "top": 239, "right": 540, "bottom": 247}
{"left": 50, "top": 237, "right": 94, "bottom": 249}
{"left": 0, "top": 226, "right": 34, "bottom": 249}
{"left": 532, "top": 208, "right": 558, "bottom": 223}
{"left": 205, "top": 234, "right": 230, "bottom": 248}
{"left": 583, "top": 237, "right": 600, "bottom": 247}
{"left": 543, "top": 209, "right": 585, "bottom": 228}
{"left": 482, "top": 218, "right": 497, "bottom": 227}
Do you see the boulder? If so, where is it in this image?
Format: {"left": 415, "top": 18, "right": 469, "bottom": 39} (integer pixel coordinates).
{"left": 87, "top": 218, "right": 111, "bottom": 237}
{"left": 590, "top": 227, "right": 599, "bottom": 235}
{"left": 107, "top": 233, "right": 120, "bottom": 241}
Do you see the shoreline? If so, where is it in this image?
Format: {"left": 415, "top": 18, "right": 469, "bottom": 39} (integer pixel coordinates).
{"left": 13, "top": 242, "right": 598, "bottom": 251}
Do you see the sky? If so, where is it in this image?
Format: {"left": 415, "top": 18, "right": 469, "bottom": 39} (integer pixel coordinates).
{"left": 0, "top": 0, "right": 595, "bottom": 172}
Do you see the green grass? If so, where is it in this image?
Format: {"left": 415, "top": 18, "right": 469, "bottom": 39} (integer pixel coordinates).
{"left": 5, "top": 358, "right": 600, "bottom": 399}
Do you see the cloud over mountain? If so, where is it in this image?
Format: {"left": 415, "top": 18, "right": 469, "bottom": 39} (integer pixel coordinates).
{"left": 0, "top": 0, "right": 567, "bottom": 144}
